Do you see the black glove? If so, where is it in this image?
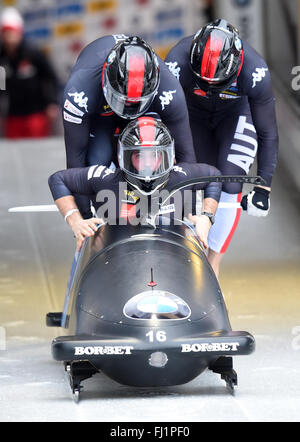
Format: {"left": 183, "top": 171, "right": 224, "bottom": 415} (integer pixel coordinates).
{"left": 241, "top": 186, "right": 270, "bottom": 217}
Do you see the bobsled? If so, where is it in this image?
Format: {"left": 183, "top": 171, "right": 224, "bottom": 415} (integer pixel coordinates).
{"left": 46, "top": 175, "right": 261, "bottom": 402}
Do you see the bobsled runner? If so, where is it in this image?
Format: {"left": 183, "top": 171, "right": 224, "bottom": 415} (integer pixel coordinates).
{"left": 44, "top": 175, "right": 261, "bottom": 402}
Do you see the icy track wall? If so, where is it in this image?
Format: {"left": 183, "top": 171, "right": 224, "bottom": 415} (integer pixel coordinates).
{"left": 3, "top": 0, "right": 208, "bottom": 83}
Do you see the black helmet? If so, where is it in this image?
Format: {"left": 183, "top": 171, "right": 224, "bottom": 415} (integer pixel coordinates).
{"left": 190, "top": 19, "right": 244, "bottom": 93}
{"left": 118, "top": 116, "right": 175, "bottom": 195}
{"left": 103, "top": 36, "right": 160, "bottom": 119}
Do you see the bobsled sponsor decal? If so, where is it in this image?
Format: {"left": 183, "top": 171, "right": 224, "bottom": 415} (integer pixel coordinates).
{"left": 181, "top": 342, "right": 240, "bottom": 353}
{"left": 252, "top": 67, "right": 268, "bottom": 88}
{"left": 74, "top": 345, "right": 134, "bottom": 355}
{"left": 63, "top": 111, "right": 82, "bottom": 124}
{"left": 64, "top": 99, "right": 84, "bottom": 117}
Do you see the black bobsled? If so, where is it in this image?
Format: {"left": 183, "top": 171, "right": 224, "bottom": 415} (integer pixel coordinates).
{"left": 47, "top": 175, "right": 261, "bottom": 401}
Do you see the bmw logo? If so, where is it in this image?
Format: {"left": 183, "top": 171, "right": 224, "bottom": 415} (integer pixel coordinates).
{"left": 123, "top": 290, "right": 191, "bottom": 320}
{"left": 137, "top": 296, "right": 178, "bottom": 314}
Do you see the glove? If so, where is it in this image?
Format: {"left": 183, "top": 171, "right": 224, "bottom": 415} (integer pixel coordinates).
{"left": 241, "top": 186, "right": 270, "bottom": 217}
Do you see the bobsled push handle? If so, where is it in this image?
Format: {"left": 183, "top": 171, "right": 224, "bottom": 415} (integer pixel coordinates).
{"left": 165, "top": 175, "right": 266, "bottom": 205}
{"left": 145, "top": 175, "right": 266, "bottom": 226}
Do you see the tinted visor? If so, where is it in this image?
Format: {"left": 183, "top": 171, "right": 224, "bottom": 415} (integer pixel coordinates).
{"left": 192, "top": 66, "right": 237, "bottom": 93}
{"left": 119, "top": 144, "right": 174, "bottom": 180}
{"left": 103, "top": 68, "right": 156, "bottom": 119}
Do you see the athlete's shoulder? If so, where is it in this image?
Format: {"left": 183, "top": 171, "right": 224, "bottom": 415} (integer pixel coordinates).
{"left": 165, "top": 35, "right": 194, "bottom": 87}
{"left": 63, "top": 36, "right": 118, "bottom": 120}
{"left": 152, "top": 59, "right": 186, "bottom": 115}
{"left": 72, "top": 35, "right": 118, "bottom": 70}
{"left": 168, "top": 162, "right": 213, "bottom": 188}
{"left": 171, "top": 163, "right": 189, "bottom": 176}
{"left": 165, "top": 35, "right": 194, "bottom": 61}
{"left": 239, "top": 41, "right": 271, "bottom": 95}
{"left": 87, "top": 164, "right": 120, "bottom": 181}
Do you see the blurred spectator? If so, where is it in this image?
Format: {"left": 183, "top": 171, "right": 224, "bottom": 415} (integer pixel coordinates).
{"left": 0, "top": 7, "right": 59, "bottom": 139}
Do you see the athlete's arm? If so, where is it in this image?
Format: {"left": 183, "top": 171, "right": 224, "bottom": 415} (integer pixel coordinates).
{"left": 189, "top": 163, "right": 221, "bottom": 248}
{"left": 246, "top": 60, "right": 279, "bottom": 189}
{"left": 48, "top": 166, "right": 107, "bottom": 250}
{"left": 62, "top": 67, "right": 102, "bottom": 218}
{"left": 171, "top": 163, "right": 221, "bottom": 248}
{"left": 239, "top": 57, "right": 278, "bottom": 216}
{"left": 55, "top": 195, "right": 102, "bottom": 252}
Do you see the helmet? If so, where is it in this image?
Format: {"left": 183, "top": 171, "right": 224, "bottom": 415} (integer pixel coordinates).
{"left": 118, "top": 116, "right": 175, "bottom": 195}
{"left": 190, "top": 19, "right": 244, "bottom": 93}
{"left": 102, "top": 36, "right": 160, "bottom": 119}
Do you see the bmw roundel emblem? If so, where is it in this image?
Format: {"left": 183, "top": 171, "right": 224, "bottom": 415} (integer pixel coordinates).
{"left": 137, "top": 296, "right": 178, "bottom": 314}
{"left": 123, "top": 290, "right": 191, "bottom": 320}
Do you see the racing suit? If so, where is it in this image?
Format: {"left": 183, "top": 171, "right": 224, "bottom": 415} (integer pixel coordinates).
{"left": 63, "top": 34, "right": 196, "bottom": 218}
{"left": 49, "top": 162, "right": 221, "bottom": 225}
{"left": 165, "top": 38, "right": 278, "bottom": 253}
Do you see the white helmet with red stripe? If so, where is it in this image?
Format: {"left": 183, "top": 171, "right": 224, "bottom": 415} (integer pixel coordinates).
{"left": 103, "top": 36, "right": 160, "bottom": 119}
{"left": 118, "top": 116, "right": 175, "bottom": 195}
{"left": 190, "top": 19, "right": 244, "bottom": 93}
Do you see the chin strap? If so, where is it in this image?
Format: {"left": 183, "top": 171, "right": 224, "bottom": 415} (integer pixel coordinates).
{"left": 127, "top": 178, "right": 168, "bottom": 196}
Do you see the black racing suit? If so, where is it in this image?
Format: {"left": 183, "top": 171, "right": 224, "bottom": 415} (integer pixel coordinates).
{"left": 62, "top": 34, "right": 197, "bottom": 218}
{"left": 165, "top": 37, "right": 279, "bottom": 253}
{"left": 49, "top": 162, "right": 221, "bottom": 225}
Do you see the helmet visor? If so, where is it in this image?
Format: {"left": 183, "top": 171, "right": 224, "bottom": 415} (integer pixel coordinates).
{"left": 192, "top": 67, "right": 238, "bottom": 93}
{"left": 103, "top": 68, "right": 156, "bottom": 119}
{"left": 119, "top": 143, "right": 174, "bottom": 180}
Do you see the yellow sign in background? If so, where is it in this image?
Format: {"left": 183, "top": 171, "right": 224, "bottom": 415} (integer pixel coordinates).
{"left": 87, "top": 0, "right": 117, "bottom": 13}
{"left": 54, "top": 21, "right": 84, "bottom": 38}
